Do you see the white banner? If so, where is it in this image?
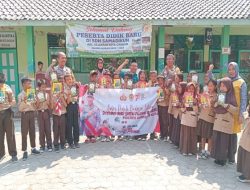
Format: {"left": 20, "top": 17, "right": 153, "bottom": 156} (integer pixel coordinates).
{"left": 79, "top": 86, "right": 159, "bottom": 136}
{"left": 66, "top": 24, "right": 152, "bottom": 57}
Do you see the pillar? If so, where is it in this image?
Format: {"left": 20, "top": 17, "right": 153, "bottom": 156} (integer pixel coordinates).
{"left": 26, "top": 26, "right": 35, "bottom": 78}
{"left": 220, "top": 25, "right": 230, "bottom": 74}
{"left": 157, "top": 26, "right": 165, "bottom": 73}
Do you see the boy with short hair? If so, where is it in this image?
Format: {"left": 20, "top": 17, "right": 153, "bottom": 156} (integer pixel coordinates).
{"left": 148, "top": 70, "right": 158, "bottom": 87}
{"left": 36, "top": 79, "right": 52, "bottom": 152}
{"left": 51, "top": 83, "right": 67, "bottom": 152}
{"left": 18, "top": 77, "right": 40, "bottom": 160}
{"left": 64, "top": 74, "right": 80, "bottom": 149}
{"left": 0, "top": 73, "right": 18, "bottom": 162}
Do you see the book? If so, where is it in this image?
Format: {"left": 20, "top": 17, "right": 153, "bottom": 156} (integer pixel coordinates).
{"left": 172, "top": 93, "right": 179, "bottom": 106}
{"left": 0, "top": 88, "right": 6, "bottom": 104}
{"left": 200, "top": 93, "right": 209, "bottom": 107}
{"left": 101, "top": 77, "right": 107, "bottom": 87}
{"left": 192, "top": 75, "right": 198, "bottom": 84}
{"left": 70, "top": 85, "right": 77, "bottom": 97}
{"left": 52, "top": 82, "right": 62, "bottom": 94}
{"left": 37, "top": 91, "right": 46, "bottom": 102}
{"left": 127, "top": 79, "right": 133, "bottom": 89}
{"left": 184, "top": 92, "right": 194, "bottom": 107}
{"left": 88, "top": 82, "right": 96, "bottom": 93}
{"left": 50, "top": 72, "right": 58, "bottom": 82}
{"left": 113, "top": 79, "right": 121, "bottom": 89}
{"left": 218, "top": 93, "right": 226, "bottom": 105}
{"left": 157, "top": 88, "right": 164, "bottom": 102}
{"left": 26, "top": 88, "right": 36, "bottom": 102}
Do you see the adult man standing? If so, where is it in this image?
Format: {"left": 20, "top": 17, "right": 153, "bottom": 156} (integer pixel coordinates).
{"left": 0, "top": 73, "right": 17, "bottom": 162}
{"left": 115, "top": 59, "right": 139, "bottom": 84}
{"left": 161, "top": 54, "right": 177, "bottom": 80}
{"left": 46, "top": 52, "right": 75, "bottom": 82}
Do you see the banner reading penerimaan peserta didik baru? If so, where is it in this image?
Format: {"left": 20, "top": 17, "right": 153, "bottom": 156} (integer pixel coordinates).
{"left": 79, "top": 86, "right": 158, "bottom": 137}
{"left": 66, "top": 24, "right": 152, "bottom": 57}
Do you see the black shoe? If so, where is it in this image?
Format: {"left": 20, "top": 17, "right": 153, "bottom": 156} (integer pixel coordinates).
{"left": 214, "top": 160, "right": 225, "bottom": 166}
{"left": 23, "top": 152, "right": 28, "bottom": 161}
{"left": 237, "top": 175, "right": 250, "bottom": 183}
{"left": 39, "top": 146, "right": 45, "bottom": 153}
{"left": 75, "top": 143, "right": 80, "bottom": 148}
{"left": 47, "top": 146, "right": 53, "bottom": 152}
{"left": 11, "top": 155, "right": 18, "bottom": 162}
{"left": 31, "top": 148, "right": 40, "bottom": 155}
{"left": 70, "top": 144, "right": 76, "bottom": 149}
{"left": 60, "top": 144, "right": 66, "bottom": 150}
{"left": 54, "top": 146, "right": 60, "bottom": 153}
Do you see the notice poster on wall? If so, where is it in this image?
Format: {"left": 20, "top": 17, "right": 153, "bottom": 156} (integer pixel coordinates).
{"left": 66, "top": 24, "right": 152, "bottom": 57}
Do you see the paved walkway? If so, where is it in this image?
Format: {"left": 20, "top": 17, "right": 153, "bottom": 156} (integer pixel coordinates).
{"left": 0, "top": 119, "right": 250, "bottom": 190}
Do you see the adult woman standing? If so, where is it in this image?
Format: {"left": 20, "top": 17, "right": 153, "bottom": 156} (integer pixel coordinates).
{"left": 227, "top": 62, "right": 247, "bottom": 163}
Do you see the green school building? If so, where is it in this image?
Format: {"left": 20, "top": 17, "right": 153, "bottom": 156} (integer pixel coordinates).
{"left": 0, "top": 0, "right": 250, "bottom": 95}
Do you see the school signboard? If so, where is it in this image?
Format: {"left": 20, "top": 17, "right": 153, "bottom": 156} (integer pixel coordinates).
{"left": 79, "top": 86, "right": 159, "bottom": 136}
{"left": 66, "top": 24, "right": 152, "bottom": 57}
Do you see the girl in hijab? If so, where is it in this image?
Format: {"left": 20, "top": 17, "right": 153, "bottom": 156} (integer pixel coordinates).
{"left": 237, "top": 107, "right": 250, "bottom": 183}
{"left": 179, "top": 82, "right": 199, "bottom": 155}
{"left": 212, "top": 77, "right": 239, "bottom": 166}
{"left": 169, "top": 81, "right": 187, "bottom": 147}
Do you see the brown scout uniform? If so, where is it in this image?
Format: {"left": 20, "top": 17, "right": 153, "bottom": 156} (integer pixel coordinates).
{"left": 36, "top": 91, "right": 52, "bottom": 148}
{"left": 51, "top": 94, "right": 67, "bottom": 147}
{"left": 0, "top": 84, "right": 17, "bottom": 158}
{"left": 18, "top": 90, "right": 36, "bottom": 151}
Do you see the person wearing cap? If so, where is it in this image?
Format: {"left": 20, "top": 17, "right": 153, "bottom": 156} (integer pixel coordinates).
{"left": 80, "top": 93, "right": 101, "bottom": 143}
{"left": 45, "top": 52, "right": 75, "bottom": 83}
{"left": 36, "top": 79, "right": 52, "bottom": 153}
{"left": 18, "top": 77, "right": 40, "bottom": 160}
{"left": 115, "top": 59, "right": 139, "bottom": 84}
{"left": 0, "top": 73, "right": 18, "bottom": 162}
{"left": 64, "top": 73, "right": 80, "bottom": 149}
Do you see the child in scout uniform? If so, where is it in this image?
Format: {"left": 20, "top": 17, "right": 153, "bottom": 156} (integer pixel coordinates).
{"left": 157, "top": 75, "right": 170, "bottom": 141}
{"left": 197, "top": 79, "right": 217, "bottom": 159}
{"left": 0, "top": 73, "right": 17, "bottom": 162}
{"left": 169, "top": 82, "right": 187, "bottom": 148}
{"left": 237, "top": 110, "right": 250, "bottom": 183}
{"left": 51, "top": 82, "right": 67, "bottom": 152}
{"left": 179, "top": 82, "right": 198, "bottom": 156}
{"left": 36, "top": 79, "right": 52, "bottom": 152}
{"left": 64, "top": 74, "right": 80, "bottom": 149}
{"left": 18, "top": 77, "right": 40, "bottom": 160}
{"left": 135, "top": 70, "right": 148, "bottom": 88}
{"left": 148, "top": 70, "right": 158, "bottom": 87}
{"left": 122, "top": 73, "right": 133, "bottom": 89}
{"left": 212, "top": 77, "right": 238, "bottom": 166}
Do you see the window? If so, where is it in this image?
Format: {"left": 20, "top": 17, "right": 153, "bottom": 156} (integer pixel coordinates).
{"left": 188, "top": 50, "right": 203, "bottom": 72}
{"left": 209, "top": 50, "right": 221, "bottom": 72}
{"left": 238, "top": 50, "right": 250, "bottom": 72}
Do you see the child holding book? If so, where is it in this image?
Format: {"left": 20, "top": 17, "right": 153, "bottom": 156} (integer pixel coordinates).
{"left": 36, "top": 79, "right": 52, "bottom": 152}
{"left": 51, "top": 82, "right": 67, "bottom": 152}
{"left": 18, "top": 77, "right": 40, "bottom": 160}
{"left": 135, "top": 70, "right": 147, "bottom": 88}
{"left": 197, "top": 79, "right": 217, "bottom": 159}
{"left": 64, "top": 74, "right": 80, "bottom": 149}
{"left": 179, "top": 82, "right": 198, "bottom": 156}
{"left": 169, "top": 82, "right": 187, "bottom": 147}
{"left": 157, "top": 75, "right": 170, "bottom": 141}
{"left": 212, "top": 77, "right": 238, "bottom": 166}
{"left": 122, "top": 73, "right": 133, "bottom": 89}
{"left": 148, "top": 70, "right": 158, "bottom": 87}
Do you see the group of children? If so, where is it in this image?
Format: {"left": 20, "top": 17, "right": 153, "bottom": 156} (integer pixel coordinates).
{"left": 17, "top": 73, "right": 80, "bottom": 160}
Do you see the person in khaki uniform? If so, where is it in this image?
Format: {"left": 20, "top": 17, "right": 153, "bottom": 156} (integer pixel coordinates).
{"left": 237, "top": 110, "right": 250, "bottom": 183}
{"left": 212, "top": 77, "right": 238, "bottom": 166}
{"left": 51, "top": 87, "right": 67, "bottom": 152}
{"left": 18, "top": 77, "right": 40, "bottom": 160}
{"left": 0, "top": 73, "right": 17, "bottom": 162}
{"left": 36, "top": 79, "right": 52, "bottom": 152}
